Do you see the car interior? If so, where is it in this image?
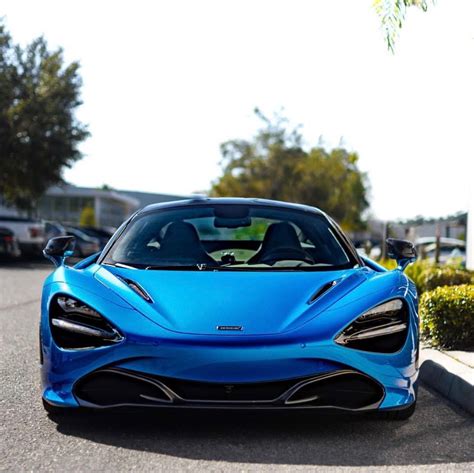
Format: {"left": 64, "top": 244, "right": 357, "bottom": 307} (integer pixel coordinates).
{"left": 106, "top": 205, "right": 352, "bottom": 269}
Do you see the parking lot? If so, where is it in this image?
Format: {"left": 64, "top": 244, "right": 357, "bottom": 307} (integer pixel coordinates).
{"left": 1, "top": 262, "right": 473, "bottom": 472}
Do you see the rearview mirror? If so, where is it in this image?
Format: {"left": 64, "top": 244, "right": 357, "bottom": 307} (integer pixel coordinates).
{"left": 386, "top": 238, "right": 417, "bottom": 271}
{"left": 214, "top": 205, "right": 250, "bottom": 219}
{"left": 214, "top": 217, "right": 252, "bottom": 228}
{"left": 43, "top": 236, "right": 75, "bottom": 267}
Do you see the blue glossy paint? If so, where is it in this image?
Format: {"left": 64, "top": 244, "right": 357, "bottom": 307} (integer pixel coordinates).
{"left": 40, "top": 199, "right": 419, "bottom": 411}
{"left": 95, "top": 266, "right": 367, "bottom": 335}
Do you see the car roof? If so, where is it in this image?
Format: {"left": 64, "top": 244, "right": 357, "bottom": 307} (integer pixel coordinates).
{"left": 139, "top": 197, "right": 325, "bottom": 216}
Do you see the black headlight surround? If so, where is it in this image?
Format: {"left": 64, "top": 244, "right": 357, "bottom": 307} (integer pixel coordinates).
{"left": 335, "top": 298, "right": 409, "bottom": 353}
{"left": 49, "top": 295, "right": 123, "bottom": 349}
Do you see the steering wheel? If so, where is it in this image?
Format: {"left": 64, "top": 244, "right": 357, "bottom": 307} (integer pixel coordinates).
{"left": 258, "top": 247, "right": 315, "bottom": 266}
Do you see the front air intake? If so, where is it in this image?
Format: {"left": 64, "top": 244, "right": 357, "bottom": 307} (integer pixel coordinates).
{"left": 74, "top": 369, "right": 172, "bottom": 406}
{"left": 73, "top": 368, "right": 384, "bottom": 410}
{"left": 285, "top": 371, "right": 384, "bottom": 409}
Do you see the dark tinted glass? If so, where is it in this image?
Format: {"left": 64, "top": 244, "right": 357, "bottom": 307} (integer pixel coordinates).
{"left": 104, "top": 205, "right": 354, "bottom": 270}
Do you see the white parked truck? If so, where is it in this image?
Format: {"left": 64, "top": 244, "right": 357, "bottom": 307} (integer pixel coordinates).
{"left": 0, "top": 216, "right": 45, "bottom": 256}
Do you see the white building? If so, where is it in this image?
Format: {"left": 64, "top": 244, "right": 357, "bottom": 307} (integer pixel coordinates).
{"left": 1, "top": 185, "right": 188, "bottom": 228}
{"left": 37, "top": 186, "right": 140, "bottom": 228}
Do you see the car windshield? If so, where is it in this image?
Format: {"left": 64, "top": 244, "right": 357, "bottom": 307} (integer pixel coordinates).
{"left": 103, "top": 204, "right": 356, "bottom": 271}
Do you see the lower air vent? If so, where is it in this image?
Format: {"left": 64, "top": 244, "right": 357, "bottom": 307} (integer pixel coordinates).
{"left": 75, "top": 370, "right": 172, "bottom": 406}
{"left": 285, "top": 371, "right": 384, "bottom": 409}
{"left": 73, "top": 368, "right": 384, "bottom": 410}
{"left": 157, "top": 376, "right": 299, "bottom": 401}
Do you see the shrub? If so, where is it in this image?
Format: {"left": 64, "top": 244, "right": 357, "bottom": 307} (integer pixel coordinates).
{"left": 420, "top": 284, "right": 474, "bottom": 350}
{"left": 418, "top": 267, "right": 473, "bottom": 293}
{"left": 405, "top": 260, "right": 433, "bottom": 293}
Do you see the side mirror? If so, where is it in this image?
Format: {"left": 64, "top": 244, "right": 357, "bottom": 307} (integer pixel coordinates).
{"left": 386, "top": 238, "right": 417, "bottom": 271}
{"left": 43, "top": 236, "right": 75, "bottom": 267}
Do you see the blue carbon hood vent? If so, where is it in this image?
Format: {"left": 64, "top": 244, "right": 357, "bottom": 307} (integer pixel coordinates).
{"left": 307, "top": 280, "right": 338, "bottom": 304}
{"left": 116, "top": 276, "right": 154, "bottom": 303}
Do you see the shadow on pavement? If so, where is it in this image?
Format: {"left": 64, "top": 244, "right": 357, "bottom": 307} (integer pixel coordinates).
{"left": 51, "top": 387, "right": 473, "bottom": 467}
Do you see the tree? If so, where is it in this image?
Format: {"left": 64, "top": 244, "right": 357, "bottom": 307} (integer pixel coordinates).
{"left": 211, "top": 109, "right": 369, "bottom": 231}
{"left": 0, "top": 21, "right": 88, "bottom": 213}
{"left": 373, "top": 0, "right": 433, "bottom": 52}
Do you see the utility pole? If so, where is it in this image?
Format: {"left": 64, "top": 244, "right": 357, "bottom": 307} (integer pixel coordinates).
{"left": 381, "top": 221, "right": 389, "bottom": 260}
{"left": 434, "top": 222, "right": 441, "bottom": 264}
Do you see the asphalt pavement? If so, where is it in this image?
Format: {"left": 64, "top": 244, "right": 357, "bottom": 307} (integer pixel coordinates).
{"left": 1, "top": 262, "right": 473, "bottom": 472}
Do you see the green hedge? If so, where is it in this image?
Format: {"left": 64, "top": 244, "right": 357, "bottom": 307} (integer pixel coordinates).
{"left": 420, "top": 284, "right": 474, "bottom": 349}
{"left": 418, "top": 267, "right": 473, "bottom": 293}
{"left": 405, "top": 260, "right": 435, "bottom": 293}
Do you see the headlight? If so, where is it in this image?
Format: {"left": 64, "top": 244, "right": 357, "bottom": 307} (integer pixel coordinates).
{"left": 335, "top": 299, "right": 408, "bottom": 353}
{"left": 50, "top": 296, "right": 123, "bottom": 349}
{"left": 57, "top": 296, "right": 102, "bottom": 318}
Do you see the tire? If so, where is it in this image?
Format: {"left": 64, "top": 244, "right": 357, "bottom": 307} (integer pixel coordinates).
{"left": 379, "top": 401, "right": 416, "bottom": 420}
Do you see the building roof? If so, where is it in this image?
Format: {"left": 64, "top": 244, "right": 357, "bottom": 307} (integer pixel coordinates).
{"left": 118, "top": 190, "right": 188, "bottom": 210}
{"left": 46, "top": 185, "right": 140, "bottom": 207}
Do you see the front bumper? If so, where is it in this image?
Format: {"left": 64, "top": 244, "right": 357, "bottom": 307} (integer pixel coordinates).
{"left": 41, "top": 281, "right": 419, "bottom": 411}
{"left": 41, "top": 333, "right": 418, "bottom": 411}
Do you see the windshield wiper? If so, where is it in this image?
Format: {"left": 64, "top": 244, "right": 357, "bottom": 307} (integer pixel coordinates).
{"left": 103, "top": 262, "right": 143, "bottom": 269}
{"left": 104, "top": 262, "right": 220, "bottom": 271}
{"left": 145, "top": 263, "right": 217, "bottom": 271}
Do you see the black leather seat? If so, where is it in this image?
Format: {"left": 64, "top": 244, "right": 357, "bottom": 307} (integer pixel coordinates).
{"left": 247, "top": 222, "right": 310, "bottom": 264}
{"left": 156, "top": 221, "right": 215, "bottom": 265}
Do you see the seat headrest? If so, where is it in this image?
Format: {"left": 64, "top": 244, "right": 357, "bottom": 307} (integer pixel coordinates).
{"left": 157, "top": 221, "right": 215, "bottom": 264}
{"left": 160, "top": 221, "right": 201, "bottom": 248}
{"left": 261, "top": 222, "right": 301, "bottom": 250}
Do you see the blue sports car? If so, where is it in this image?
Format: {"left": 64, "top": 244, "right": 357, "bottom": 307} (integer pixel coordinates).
{"left": 40, "top": 198, "right": 419, "bottom": 419}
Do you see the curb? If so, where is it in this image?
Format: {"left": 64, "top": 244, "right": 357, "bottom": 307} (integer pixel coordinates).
{"left": 419, "top": 348, "right": 474, "bottom": 415}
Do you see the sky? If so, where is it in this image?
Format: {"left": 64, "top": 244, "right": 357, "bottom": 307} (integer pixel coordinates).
{"left": 2, "top": 0, "right": 473, "bottom": 221}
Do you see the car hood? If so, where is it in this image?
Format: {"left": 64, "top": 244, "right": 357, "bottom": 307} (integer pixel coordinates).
{"left": 95, "top": 266, "right": 367, "bottom": 336}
